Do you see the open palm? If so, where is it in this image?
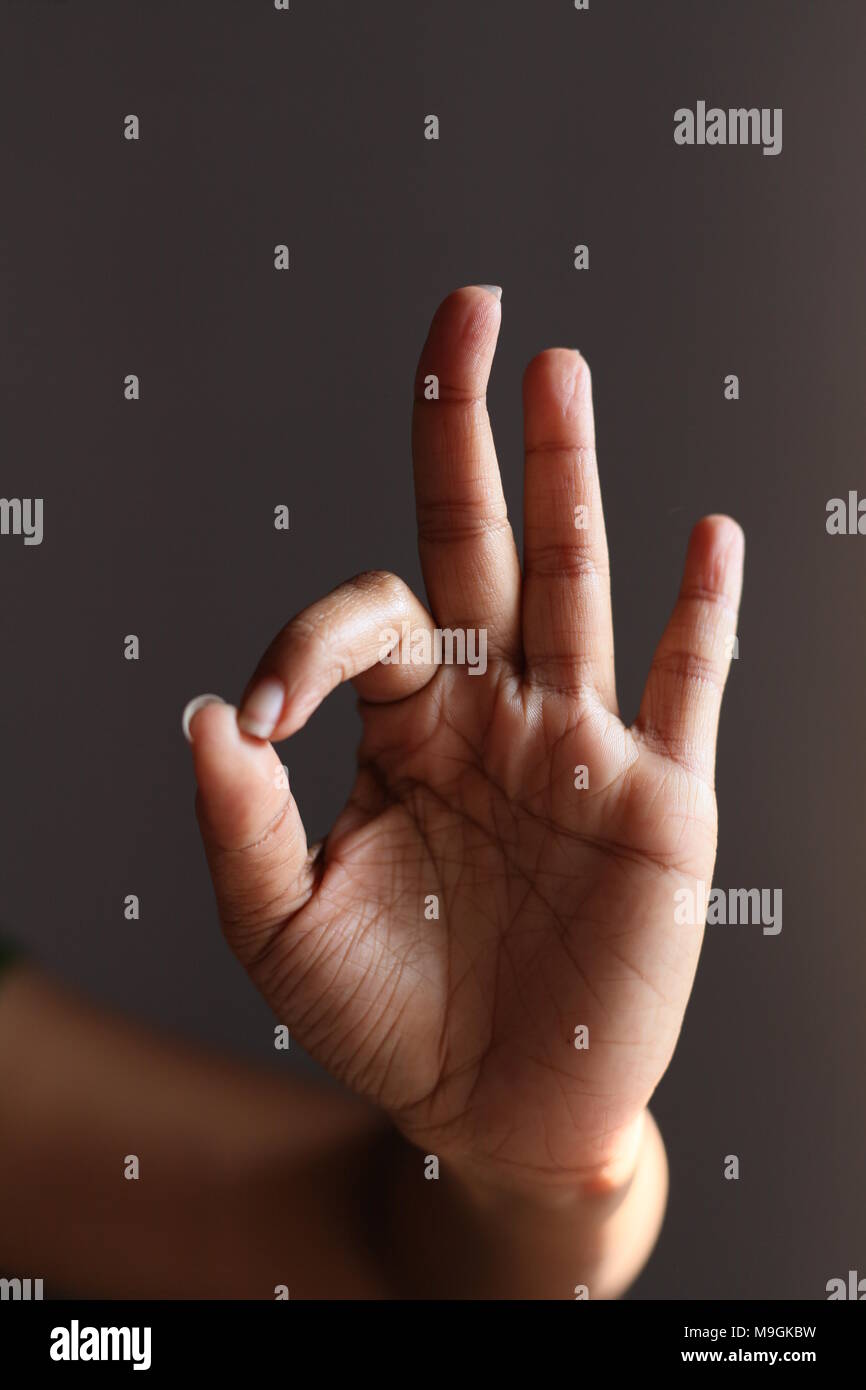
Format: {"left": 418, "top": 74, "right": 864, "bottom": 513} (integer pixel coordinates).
{"left": 186, "top": 286, "right": 743, "bottom": 1197}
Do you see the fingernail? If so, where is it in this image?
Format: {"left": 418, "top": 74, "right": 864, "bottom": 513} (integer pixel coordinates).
{"left": 237, "top": 675, "right": 285, "bottom": 740}
{"left": 181, "top": 693, "right": 226, "bottom": 744}
{"left": 475, "top": 284, "right": 502, "bottom": 300}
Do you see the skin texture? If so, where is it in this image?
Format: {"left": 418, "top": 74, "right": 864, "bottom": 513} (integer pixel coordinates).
{"left": 188, "top": 286, "right": 744, "bottom": 1212}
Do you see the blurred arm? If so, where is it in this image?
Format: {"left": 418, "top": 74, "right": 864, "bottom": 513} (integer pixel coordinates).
{"left": 0, "top": 965, "right": 386, "bottom": 1298}
{"left": 0, "top": 965, "right": 666, "bottom": 1299}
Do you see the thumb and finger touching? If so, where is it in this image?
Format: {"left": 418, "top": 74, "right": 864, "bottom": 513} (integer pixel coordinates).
{"left": 185, "top": 570, "right": 440, "bottom": 951}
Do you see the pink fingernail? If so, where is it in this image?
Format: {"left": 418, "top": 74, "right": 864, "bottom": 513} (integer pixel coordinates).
{"left": 237, "top": 676, "right": 285, "bottom": 740}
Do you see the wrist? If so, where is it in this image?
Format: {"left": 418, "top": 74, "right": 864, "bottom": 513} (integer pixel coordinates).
{"left": 447, "top": 1110, "right": 651, "bottom": 1216}
{"left": 390, "top": 1111, "right": 668, "bottom": 1299}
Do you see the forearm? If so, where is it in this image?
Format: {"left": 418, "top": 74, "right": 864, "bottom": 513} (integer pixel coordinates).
{"left": 0, "top": 966, "right": 384, "bottom": 1297}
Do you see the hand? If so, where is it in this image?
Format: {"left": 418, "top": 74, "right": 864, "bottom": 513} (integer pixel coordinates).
{"left": 185, "top": 285, "right": 744, "bottom": 1203}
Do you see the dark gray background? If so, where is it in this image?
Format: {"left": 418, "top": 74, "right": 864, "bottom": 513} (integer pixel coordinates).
{"left": 1, "top": 0, "right": 864, "bottom": 1299}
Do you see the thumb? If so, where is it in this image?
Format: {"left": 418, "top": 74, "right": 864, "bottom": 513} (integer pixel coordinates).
{"left": 182, "top": 695, "right": 314, "bottom": 962}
